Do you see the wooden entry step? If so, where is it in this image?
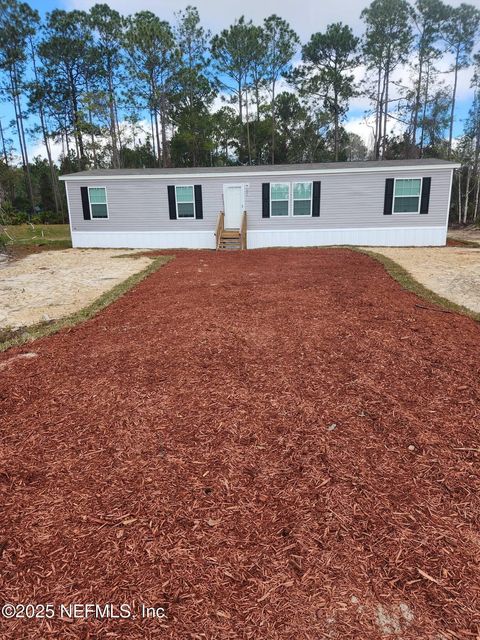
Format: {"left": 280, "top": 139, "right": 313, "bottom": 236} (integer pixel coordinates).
{"left": 215, "top": 211, "right": 247, "bottom": 250}
{"left": 218, "top": 229, "right": 241, "bottom": 250}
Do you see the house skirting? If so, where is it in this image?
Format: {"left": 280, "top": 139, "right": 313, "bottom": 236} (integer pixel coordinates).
{"left": 71, "top": 226, "right": 446, "bottom": 250}
{"left": 71, "top": 230, "right": 217, "bottom": 249}
{"left": 247, "top": 226, "right": 446, "bottom": 248}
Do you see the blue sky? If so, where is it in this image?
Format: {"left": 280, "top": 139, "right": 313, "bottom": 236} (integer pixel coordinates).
{"left": 3, "top": 0, "right": 480, "bottom": 161}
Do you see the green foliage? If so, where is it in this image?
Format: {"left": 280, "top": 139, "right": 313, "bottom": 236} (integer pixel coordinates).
{"left": 171, "top": 6, "right": 215, "bottom": 166}
{"left": 120, "top": 141, "right": 157, "bottom": 168}
{"left": 443, "top": 3, "right": 480, "bottom": 154}
{"left": 362, "top": 0, "right": 413, "bottom": 67}
{"left": 0, "top": 204, "right": 28, "bottom": 225}
{"left": 0, "top": 0, "right": 479, "bottom": 223}
{"left": 294, "top": 23, "right": 359, "bottom": 161}
{"left": 443, "top": 3, "right": 480, "bottom": 68}
{"left": 124, "top": 11, "right": 179, "bottom": 167}
{"left": 39, "top": 9, "right": 94, "bottom": 169}
{"left": 31, "top": 211, "right": 65, "bottom": 224}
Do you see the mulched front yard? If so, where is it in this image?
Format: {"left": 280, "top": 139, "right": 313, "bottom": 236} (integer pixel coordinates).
{"left": 1, "top": 248, "right": 479, "bottom": 639}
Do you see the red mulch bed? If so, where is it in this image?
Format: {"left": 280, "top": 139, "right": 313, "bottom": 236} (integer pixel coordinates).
{"left": 446, "top": 238, "right": 468, "bottom": 247}
{"left": 1, "top": 248, "right": 479, "bottom": 639}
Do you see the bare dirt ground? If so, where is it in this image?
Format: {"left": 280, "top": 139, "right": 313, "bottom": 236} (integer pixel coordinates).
{"left": 0, "top": 249, "right": 479, "bottom": 639}
{"left": 0, "top": 249, "right": 153, "bottom": 329}
{"left": 368, "top": 246, "right": 480, "bottom": 313}
{"left": 448, "top": 225, "right": 480, "bottom": 245}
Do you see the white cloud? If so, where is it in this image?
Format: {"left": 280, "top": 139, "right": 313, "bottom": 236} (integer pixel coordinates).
{"left": 67, "top": 0, "right": 480, "bottom": 39}
{"left": 344, "top": 112, "right": 404, "bottom": 150}
{"left": 344, "top": 115, "right": 374, "bottom": 147}
{"left": 30, "top": 139, "right": 64, "bottom": 164}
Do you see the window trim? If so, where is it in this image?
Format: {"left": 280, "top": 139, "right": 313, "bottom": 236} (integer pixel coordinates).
{"left": 175, "top": 184, "right": 196, "bottom": 219}
{"left": 292, "top": 181, "right": 313, "bottom": 217}
{"left": 88, "top": 186, "right": 109, "bottom": 220}
{"left": 270, "top": 182, "right": 290, "bottom": 217}
{"left": 392, "top": 177, "right": 422, "bottom": 215}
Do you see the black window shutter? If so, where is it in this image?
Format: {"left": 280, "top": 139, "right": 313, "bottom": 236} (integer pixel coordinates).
{"left": 168, "top": 185, "right": 176, "bottom": 219}
{"left": 420, "top": 177, "right": 431, "bottom": 214}
{"left": 262, "top": 183, "right": 270, "bottom": 218}
{"left": 383, "top": 178, "right": 394, "bottom": 215}
{"left": 194, "top": 185, "right": 203, "bottom": 219}
{"left": 312, "top": 181, "right": 321, "bottom": 217}
{"left": 81, "top": 186, "right": 90, "bottom": 220}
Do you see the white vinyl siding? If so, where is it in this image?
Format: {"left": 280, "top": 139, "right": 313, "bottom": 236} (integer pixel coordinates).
{"left": 393, "top": 178, "right": 421, "bottom": 213}
{"left": 89, "top": 187, "right": 108, "bottom": 219}
{"left": 270, "top": 183, "right": 290, "bottom": 216}
{"left": 175, "top": 185, "right": 195, "bottom": 218}
{"left": 293, "top": 182, "right": 312, "bottom": 216}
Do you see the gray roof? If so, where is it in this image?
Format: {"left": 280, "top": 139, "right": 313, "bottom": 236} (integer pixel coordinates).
{"left": 60, "top": 158, "right": 458, "bottom": 179}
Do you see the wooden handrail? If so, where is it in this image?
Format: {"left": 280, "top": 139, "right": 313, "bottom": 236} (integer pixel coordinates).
{"left": 215, "top": 211, "right": 224, "bottom": 250}
{"left": 240, "top": 211, "right": 247, "bottom": 250}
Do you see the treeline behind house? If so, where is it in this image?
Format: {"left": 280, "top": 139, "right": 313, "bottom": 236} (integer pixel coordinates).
{"left": 0, "top": 0, "right": 479, "bottom": 224}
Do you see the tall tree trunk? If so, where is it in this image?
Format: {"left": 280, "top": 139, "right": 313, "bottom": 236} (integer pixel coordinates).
{"left": 9, "top": 66, "right": 35, "bottom": 215}
{"left": 448, "top": 50, "right": 460, "bottom": 159}
{"left": 238, "top": 79, "right": 243, "bottom": 125}
{"left": 254, "top": 78, "right": 261, "bottom": 163}
{"left": 90, "top": 126, "right": 98, "bottom": 167}
{"left": 271, "top": 78, "right": 276, "bottom": 165}
{"left": 245, "top": 87, "right": 252, "bottom": 165}
{"left": 69, "top": 69, "right": 85, "bottom": 167}
{"left": 114, "top": 97, "right": 123, "bottom": 162}
{"left": 419, "top": 61, "right": 430, "bottom": 157}
{"left": 457, "top": 171, "right": 462, "bottom": 223}
{"left": 464, "top": 166, "right": 471, "bottom": 223}
{"left": 473, "top": 174, "right": 480, "bottom": 221}
{"left": 334, "top": 88, "right": 339, "bottom": 162}
{"left": 412, "top": 54, "right": 424, "bottom": 153}
{"left": 30, "top": 38, "right": 61, "bottom": 215}
{"left": 150, "top": 77, "right": 162, "bottom": 168}
{"left": 85, "top": 77, "right": 98, "bottom": 169}
{"left": 159, "top": 92, "right": 169, "bottom": 168}
{"left": 38, "top": 107, "right": 61, "bottom": 214}
{"left": 108, "top": 65, "right": 120, "bottom": 169}
{"left": 382, "top": 63, "right": 390, "bottom": 160}
{"left": 0, "top": 118, "right": 8, "bottom": 165}
{"left": 150, "top": 110, "right": 157, "bottom": 163}
{"left": 72, "top": 117, "right": 80, "bottom": 161}
{"left": 473, "top": 117, "right": 480, "bottom": 221}
{"left": 374, "top": 67, "right": 382, "bottom": 160}
{"left": 153, "top": 110, "right": 162, "bottom": 169}
{"left": 66, "top": 129, "right": 71, "bottom": 159}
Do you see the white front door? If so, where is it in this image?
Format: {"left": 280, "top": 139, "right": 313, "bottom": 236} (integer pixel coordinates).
{"left": 223, "top": 184, "right": 244, "bottom": 229}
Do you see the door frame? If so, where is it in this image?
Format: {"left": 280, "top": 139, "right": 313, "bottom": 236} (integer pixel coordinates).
{"left": 223, "top": 183, "right": 245, "bottom": 228}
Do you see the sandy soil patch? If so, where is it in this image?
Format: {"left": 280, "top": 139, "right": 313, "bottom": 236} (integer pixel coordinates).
{"left": 448, "top": 226, "right": 480, "bottom": 245}
{"left": 369, "top": 246, "right": 480, "bottom": 313}
{"left": 0, "top": 249, "right": 153, "bottom": 329}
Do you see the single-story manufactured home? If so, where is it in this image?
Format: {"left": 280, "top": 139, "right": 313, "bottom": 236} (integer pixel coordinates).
{"left": 59, "top": 158, "right": 459, "bottom": 249}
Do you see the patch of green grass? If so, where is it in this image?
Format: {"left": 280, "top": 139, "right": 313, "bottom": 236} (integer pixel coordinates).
{"left": 1, "top": 224, "right": 72, "bottom": 249}
{"left": 0, "top": 254, "right": 173, "bottom": 353}
{"left": 358, "top": 248, "right": 480, "bottom": 323}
